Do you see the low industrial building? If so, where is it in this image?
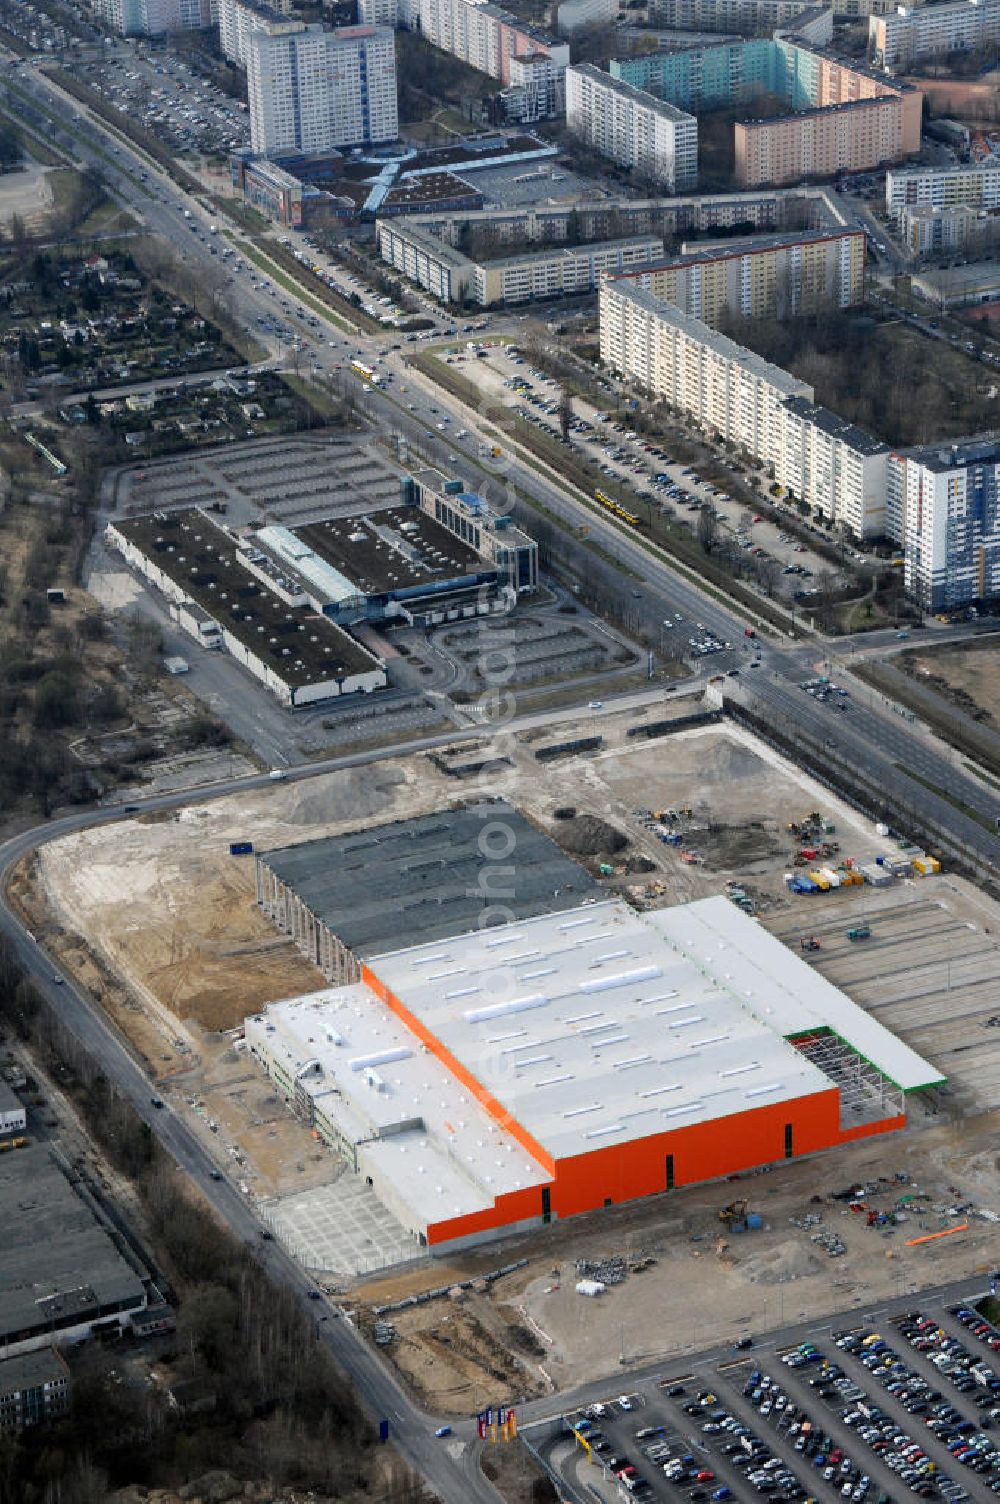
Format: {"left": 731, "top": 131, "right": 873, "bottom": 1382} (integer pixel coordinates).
{"left": 910, "top": 261, "right": 1000, "bottom": 309}
{"left": 607, "top": 228, "right": 866, "bottom": 325}
{"left": 241, "top": 506, "right": 517, "bottom": 627}
{"left": 0, "top": 1079, "right": 26, "bottom": 1139}
{"left": 255, "top": 801, "right": 600, "bottom": 984}
{"left": 0, "top": 1146, "right": 149, "bottom": 1357}
{"left": 247, "top": 889, "right": 941, "bottom": 1253}
{"left": 0, "top": 1349, "right": 71, "bottom": 1431}
{"left": 376, "top": 214, "right": 663, "bottom": 305}
{"left": 106, "top": 511, "right": 387, "bottom": 707}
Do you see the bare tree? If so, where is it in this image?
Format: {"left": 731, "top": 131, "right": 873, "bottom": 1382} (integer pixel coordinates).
{"left": 559, "top": 387, "right": 573, "bottom": 442}
{"left": 697, "top": 503, "right": 718, "bottom": 554}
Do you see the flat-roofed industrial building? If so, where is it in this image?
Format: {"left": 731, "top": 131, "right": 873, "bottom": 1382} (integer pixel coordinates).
{"left": 107, "top": 510, "right": 387, "bottom": 706}
{"left": 0, "top": 1146, "right": 149, "bottom": 1356}
{"left": 255, "top": 801, "right": 600, "bottom": 983}
{"left": 247, "top": 891, "right": 942, "bottom": 1253}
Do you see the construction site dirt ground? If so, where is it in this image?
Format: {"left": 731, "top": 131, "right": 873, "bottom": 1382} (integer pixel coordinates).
{"left": 899, "top": 636, "right": 1000, "bottom": 723}
{"left": 350, "top": 1106, "right": 1000, "bottom": 1413}
{"left": 14, "top": 700, "right": 1000, "bottom": 1403}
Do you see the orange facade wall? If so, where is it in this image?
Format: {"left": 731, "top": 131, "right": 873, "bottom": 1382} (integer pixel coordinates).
{"left": 362, "top": 965, "right": 909, "bottom": 1249}
{"left": 423, "top": 1093, "right": 908, "bottom": 1246}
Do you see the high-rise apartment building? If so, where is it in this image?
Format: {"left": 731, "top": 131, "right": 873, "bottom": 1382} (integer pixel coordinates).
{"left": 565, "top": 65, "right": 698, "bottom": 191}
{"left": 416, "top": 0, "right": 569, "bottom": 120}
{"left": 885, "top": 162, "right": 1000, "bottom": 218}
{"left": 609, "top": 229, "right": 865, "bottom": 324}
{"left": 887, "top": 443, "right": 1000, "bottom": 608}
{"left": 95, "top": 0, "right": 213, "bottom": 32}
{"left": 599, "top": 277, "right": 887, "bottom": 536}
{"left": 358, "top": 0, "right": 400, "bottom": 23}
{"left": 612, "top": 38, "right": 921, "bottom": 186}
{"left": 870, "top": 0, "right": 1000, "bottom": 71}
{"left": 218, "top": 0, "right": 299, "bottom": 66}
{"left": 248, "top": 24, "right": 398, "bottom": 155}
{"left": 647, "top": 0, "right": 825, "bottom": 30}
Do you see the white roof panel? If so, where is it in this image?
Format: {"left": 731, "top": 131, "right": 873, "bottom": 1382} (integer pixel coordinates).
{"left": 646, "top": 896, "right": 944, "bottom": 1093}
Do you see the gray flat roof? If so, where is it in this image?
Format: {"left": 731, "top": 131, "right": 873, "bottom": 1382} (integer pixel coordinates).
{"left": 294, "top": 508, "right": 490, "bottom": 596}
{"left": 115, "top": 510, "right": 379, "bottom": 685}
{"left": 259, "top": 801, "right": 599, "bottom": 956}
{"left": 0, "top": 1347, "right": 67, "bottom": 1393}
{"left": 0, "top": 1078, "right": 22, "bottom": 1115}
{"left": 0, "top": 1146, "right": 146, "bottom": 1347}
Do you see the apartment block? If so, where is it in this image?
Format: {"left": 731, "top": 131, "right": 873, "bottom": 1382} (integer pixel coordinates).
{"left": 358, "top": 0, "right": 400, "bottom": 22}
{"left": 377, "top": 215, "right": 662, "bottom": 303}
{"left": 888, "top": 442, "right": 1000, "bottom": 608}
{"left": 886, "top": 161, "right": 1000, "bottom": 218}
{"left": 556, "top": 0, "right": 619, "bottom": 34}
{"left": 99, "top": 0, "right": 213, "bottom": 32}
{"left": 565, "top": 65, "right": 698, "bottom": 191}
{"left": 735, "top": 95, "right": 916, "bottom": 187}
{"left": 899, "top": 202, "right": 980, "bottom": 256}
{"left": 416, "top": 0, "right": 569, "bottom": 120}
{"left": 248, "top": 24, "right": 398, "bottom": 155}
{"left": 218, "top": 0, "right": 300, "bottom": 67}
{"left": 648, "top": 0, "right": 823, "bottom": 31}
{"left": 611, "top": 228, "right": 865, "bottom": 324}
{"left": 613, "top": 37, "right": 920, "bottom": 185}
{"left": 600, "top": 277, "right": 887, "bottom": 535}
{"left": 870, "top": 0, "right": 1000, "bottom": 71}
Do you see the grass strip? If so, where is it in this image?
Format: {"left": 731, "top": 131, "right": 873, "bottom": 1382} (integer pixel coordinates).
{"left": 412, "top": 352, "right": 796, "bottom": 635}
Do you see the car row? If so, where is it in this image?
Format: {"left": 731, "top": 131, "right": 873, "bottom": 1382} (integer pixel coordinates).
{"left": 741, "top": 1355, "right": 869, "bottom": 1499}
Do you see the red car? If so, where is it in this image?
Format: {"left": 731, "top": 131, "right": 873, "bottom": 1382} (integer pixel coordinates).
{"left": 696, "top": 1471, "right": 715, "bottom": 1482}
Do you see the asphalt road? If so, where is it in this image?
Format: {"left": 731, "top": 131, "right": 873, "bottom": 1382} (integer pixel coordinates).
{"left": 1, "top": 54, "right": 999, "bottom": 1500}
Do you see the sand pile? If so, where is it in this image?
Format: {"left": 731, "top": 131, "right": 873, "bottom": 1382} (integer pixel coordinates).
{"left": 738, "top": 1240, "right": 823, "bottom": 1285}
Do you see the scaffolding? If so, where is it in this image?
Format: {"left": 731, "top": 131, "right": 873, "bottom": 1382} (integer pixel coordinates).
{"left": 793, "top": 1030, "right": 905, "bottom": 1129}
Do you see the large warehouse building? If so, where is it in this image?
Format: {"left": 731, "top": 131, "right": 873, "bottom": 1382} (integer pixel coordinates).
{"left": 248, "top": 811, "right": 942, "bottom": 1255}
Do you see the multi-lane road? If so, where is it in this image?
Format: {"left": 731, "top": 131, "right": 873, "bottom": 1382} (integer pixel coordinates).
{"left": 0, "top": 48, "right": 999, "bottom": 1500}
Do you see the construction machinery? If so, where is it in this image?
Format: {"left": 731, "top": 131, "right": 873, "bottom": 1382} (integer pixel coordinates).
{"left": 847, "top": 924, "right": 872, "bottom": 941}
{"left": 800, "top": 936, "right": 821, "bottom": 952}
{"left": 719, "top": 1199, "right": 763, "bottom": 1234}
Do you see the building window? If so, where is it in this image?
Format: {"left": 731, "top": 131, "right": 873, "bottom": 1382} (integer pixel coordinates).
{"left": 784, "top": 1122, "right": 794, "bottom": 1159}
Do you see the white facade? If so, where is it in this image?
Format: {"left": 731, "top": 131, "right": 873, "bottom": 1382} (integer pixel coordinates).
{"left": 556, "top": 0, "right": 618, "bottom": 36}
{"left": 566, "top": 65, "right": 698, "bottom": 192}
{"left": 416, "top": 0, "right": 569, "bottom": 119}
{"left": 888, "top": 445, "right": 1000, "bottom": 609}
{"left": 377, "top": 216, "right": 662, "bottom": 304}
{"left": 358, "top": 0, "right": 399, "bottom": 22}
{"left": 886, "top": 162, "right": 1000, "bottom": 219}
{"left": 871, "top": 0, "right": 1000, "bottom": 70}
{"left": 0, "top": 1082, "right": 26, "bottom": 1139}
{"left": 101, "top": 0, "right": 213, "bottom": 32}
{"left": 600, "top": 278, "right": 888, "bottom": 537}
{"left": 248, "top": 24, "right": 398, "bottom": 155}
{"left": 218, "top": 0, "right": 302, "bottom": 67}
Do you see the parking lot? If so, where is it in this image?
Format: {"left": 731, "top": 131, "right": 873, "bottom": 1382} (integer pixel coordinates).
{"left": 67, "top": 44, "right": 249, "bottom": 158}
{"left": 458, "top": 344, "right": 842, "bottom": 605}
{"left": 552, "top": 1289, "right": 1000, "bottom": 1504}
